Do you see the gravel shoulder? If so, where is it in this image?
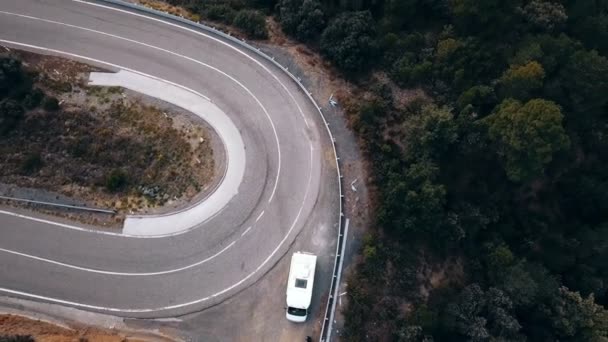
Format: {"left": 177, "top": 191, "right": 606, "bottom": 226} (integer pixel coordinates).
{"left": 0, "top": 297, "right": 180, "bottom": 342}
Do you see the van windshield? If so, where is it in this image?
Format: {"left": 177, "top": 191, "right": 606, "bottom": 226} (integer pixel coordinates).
{"left": 287, "top": 307, "right": 307, "bottom": 316}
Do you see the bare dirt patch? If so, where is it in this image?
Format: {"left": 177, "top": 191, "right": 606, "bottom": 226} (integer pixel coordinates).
{"left": 0, "top": 314, "right": 152, "bottom": 342}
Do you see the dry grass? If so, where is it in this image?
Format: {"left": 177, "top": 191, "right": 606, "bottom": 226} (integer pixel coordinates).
{"left": 0, "top": 49, "right": 215, "bottom": 217}
{"left": 135, "top": 0, "right": 251, "bottom": 40}
{"left": 0, "top": 314, "right": 153, "bottom": 342}
{"left": 138, "top": 0, "right": 200, "bottom": 22}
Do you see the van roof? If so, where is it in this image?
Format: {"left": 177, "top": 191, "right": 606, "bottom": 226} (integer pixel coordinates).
{"left": 286, "top": 252, "right": 317, "bottom": 309}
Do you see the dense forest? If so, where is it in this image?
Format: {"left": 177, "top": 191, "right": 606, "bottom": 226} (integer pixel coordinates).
{"left": 166, "top": 0, "right": 608, "bottom": 340}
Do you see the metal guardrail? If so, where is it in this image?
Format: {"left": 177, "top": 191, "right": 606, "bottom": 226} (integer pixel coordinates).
{"left": 88, "top": 1, "right": 347, "bottom": 339}
{"left": 325, "top": 218, "right": 349, "bottom": 341}
{"left": 0, "top": 195, "right": 116, "bottom": 214}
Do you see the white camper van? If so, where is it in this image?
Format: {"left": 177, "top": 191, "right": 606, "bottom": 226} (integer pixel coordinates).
{"left": 286, "top": 252, "right": 317, "bottom": 322}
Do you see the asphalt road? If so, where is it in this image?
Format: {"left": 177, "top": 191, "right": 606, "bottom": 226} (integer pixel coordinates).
{"left": 0, "top": 0, "right": 338, "bottom": 319}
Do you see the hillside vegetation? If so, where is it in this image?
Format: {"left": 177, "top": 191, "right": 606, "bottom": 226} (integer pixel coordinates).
{"left": 152, "top": 0, "right": 607, "bottom": 340}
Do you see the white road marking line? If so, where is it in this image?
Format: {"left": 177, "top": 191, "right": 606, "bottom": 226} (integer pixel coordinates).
{"left": 255, "top": 211, "right": 265, "bottom": 222}
{"left": 0, "top": 209, "right": 89, "bottom": 231}
{"left": 0, "top": 5, "right": 318, "bottom": 313}
{"left": 72, "top": 0, "right": 314, "bottom": 202}
{"left": 241, "top": 226, "right": 252, "bottom": 237}
{"left": 0, "top": 8, "right": 282, "bottom": 203}
{"left": 0, "top": 241, "right": 236, "bottom": 276}
{"left": 0, "top": 42, "right": 218, "bottom": 239}
{"left": 0, "top": 136, "right": 314, "bottom": 312}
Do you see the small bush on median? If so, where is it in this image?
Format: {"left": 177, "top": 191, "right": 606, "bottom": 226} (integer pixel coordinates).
{"left": 0, "top": 99, "right": 24, "bottom": 135}
{"left": 105, "top": 169, "right": 129, "bottom": 192}
{"left": 20, "top": 152, "right": 44, "bottom": 174}
{"left": 42, "top": 96, "right": 60, "bottom": 111}
{"left": 23, "top": 88, "right": 44, "bottom": 109}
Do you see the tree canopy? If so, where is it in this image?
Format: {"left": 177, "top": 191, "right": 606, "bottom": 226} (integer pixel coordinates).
{"left": 485, "top": 98, "right": 570, "bottom": 182}
{"left": 320, "top": 11, "right": 377, "bottom": 74}
{"left": 130, "top": 1, "right": 608, "bottom": 340}
{"left": 276, "top": 0, "right": 325, "bottom": 42}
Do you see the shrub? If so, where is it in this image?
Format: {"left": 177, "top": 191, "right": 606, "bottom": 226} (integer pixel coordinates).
{"left": 105, "top": 169, "right": 129, "bottom": 192}
{"left": 205, "top": 4, "right": 236, "bottom": 24}
{"left": 498, "top": 61, "right": 545, "bottom": 100}
{"left": 20, "top": 152, "right": 44, "bottom": 174}
{"left": 0, "top": 57, "right": 24, "bottom": 96}
{"left": 276, "top": 0, "right": 325, "bottom": 42}
{"left": 0, "top": 336, "right": 35, "bottom": 342}
{"left": 233, "top": 10, "right": 268, "bottom": 39}
{"left": 23, "top": 88, "right": 44, "bottom": 109}
{"left": 484, "top": 98, "right": 570, "bottom": 182}
{"left": 0, "top": 99, "right": 24, "bottom": 135}
{"left": 320, "top": 11, "right": 377, "bottom": 74}
{"left": 42, "top": 96, "right": 60, "bottom": 111}
{"left": 69, "top": 136, "right": 92, "bottom": 158}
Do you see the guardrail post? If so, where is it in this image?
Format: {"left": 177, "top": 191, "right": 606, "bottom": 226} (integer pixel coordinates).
{"left": 88, "top": 3, "right": 348, "bottom": 340}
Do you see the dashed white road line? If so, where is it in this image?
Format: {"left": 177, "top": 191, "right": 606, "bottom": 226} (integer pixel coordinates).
{"left": 241, "top": 226, "right": 252, "bottom": 237}
{"left": 0, "top": 241, "right": 236, "bottom": 276}
{"left": 0, "top": 8, "right": 283, "bottom": 207}
{"left": 0, "top": 41, "right": 220, "bottom": 239}
{"left": 0, "top": 4, "right": 319, "bottom": 313}
{"left": 255, "top": 211, "right": 265, "bottom": 222}
{"left": 72, "top": 0, "right": 314, "bottom": 202}
{"left": 0, "top": 144, "right": 315, "bottom": 312}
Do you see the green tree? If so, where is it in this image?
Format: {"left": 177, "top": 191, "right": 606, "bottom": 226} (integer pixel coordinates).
{"left": 435, "top": 38, "right": 462, "bottom": 62}
{"left": 562, "top": 50, "right": 608, "bottom": 118}
{"left": 457, "top": 85, "right": 496, "bottom": 114}
{"left": 379, "top": 158, "right": 447, "bottom": 238}
{"left": 485, "top": 242, "right": 514, "bottom": 273}
{"left": 0, "top": 99, "right": 24, "bottom": 135}
{"left": 402, "top": 104, "right": 459, "bottom": 159}
{"left": 549, "top": 287, "right": 608, "bottom": 341}
{"left": 233, "top": 10, "right": 268, "bottom": 39}
{"left": 532, "top": 34, "right": 581, "bottom": 75}
{"left": 445, "top": 284, "right": 522, "bottom": 341}
{"left": 510, "top": 39, "right": 544, "bottom": 67}
{"left": 105, "top": 169, "right": 129, "bottom": 192}
{"left": 42, "top": 96, "right": 60, "bottom": 111}
{"left": 320, "top": 11, "right": 376, "bottom": 74}
{"left": 382, "top": 0, "right": 449, "bottom": 30}
{"left": 484, "top": 98, "right": 570, "bottom": 182}
{"left": 565, "top": 1, "right": 608, "bottom": 55}
{"left": 452, "top": 0, "right": 522, "bottom": 38}
{"left": 498, "top": 61, "right": 545, "bottom": 100}
{"left": 391, "top": 56, "right": 433, "bottom": 87}
{"left": 205, "top": 4, "right": 236, "bottom": 24}
{"left": 522, "top": 0, "right": 568, "bottom": 32}
{"left": 276, "top": 0, "right": 325, "bottom": 42}
{"left": 497, "top": 261, "right": 559, "bottom": 308}
{"left": 0, "top": 57, "right": 23, "bottom": 96}
{"left": 396, "top": 325, "right": 433, "bottom": 342}
{"left": 20, "top": 152, "right": 44, "bottom": 174}
{"left": 22, "top": 88, "right": 43, "bottom": 109}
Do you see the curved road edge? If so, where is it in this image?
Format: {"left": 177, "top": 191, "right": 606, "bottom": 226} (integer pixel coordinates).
{"left": 83, "top": 1, "right": 349, "bottom": 339}
{"left": 89, "top": 70, "right": 246, "bottom": 236}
